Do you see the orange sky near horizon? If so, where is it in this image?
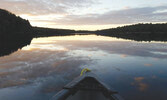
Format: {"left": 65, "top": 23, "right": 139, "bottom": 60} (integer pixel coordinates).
{"left": 0, "top": 0, "right": 167, "bottom": 30}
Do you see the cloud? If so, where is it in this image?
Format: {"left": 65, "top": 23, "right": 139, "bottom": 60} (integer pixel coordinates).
{"left": 121, "top": 54, "right": 128, "bottom": 58}
{"left": 0, "top": 0, "right": 97, "bottom": 15}
{"left": 0, "top": 0, "right": 167, "bottom": 27}
{"left": 51, "top": 0, "right": 95, "bottom": 7}
{"left": 52, "top": 5, "right": 167, "bottom": 25}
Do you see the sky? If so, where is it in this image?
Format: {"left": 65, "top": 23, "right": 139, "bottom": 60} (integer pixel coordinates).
{"left": 0, "top": 0, "right": 167, "bottom": 30}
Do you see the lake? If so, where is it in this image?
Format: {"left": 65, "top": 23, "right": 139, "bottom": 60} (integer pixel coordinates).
{"left": 0, "top": 35, "right": 167, "bottom": 100}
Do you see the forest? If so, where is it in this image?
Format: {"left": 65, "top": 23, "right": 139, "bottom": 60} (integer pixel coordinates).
{"left": 95, "top": 23, "right": 167, "bottom": 41}
{"left": 0, "top": 9, "right": 33, "bottom": 40}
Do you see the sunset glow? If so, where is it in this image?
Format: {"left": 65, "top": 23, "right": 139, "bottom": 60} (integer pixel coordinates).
{"left": 0, "top": 0, "right": 167, "bottom": 30}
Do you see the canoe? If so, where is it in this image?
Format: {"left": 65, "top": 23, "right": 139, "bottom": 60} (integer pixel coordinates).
{"left": 51, "top": 69, "right": 124, "bottom": 100}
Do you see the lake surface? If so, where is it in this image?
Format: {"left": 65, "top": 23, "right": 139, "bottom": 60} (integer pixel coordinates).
{"left": 0, "top": 35, "right": 167, "bottom": 100}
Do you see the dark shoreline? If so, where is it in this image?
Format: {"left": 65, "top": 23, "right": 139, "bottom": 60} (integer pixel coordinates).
{"left": 95, "top": 32, "right": 167, "bottom": 42}
{"left": 0, "top": 8, "right": 167, "bottom": 57}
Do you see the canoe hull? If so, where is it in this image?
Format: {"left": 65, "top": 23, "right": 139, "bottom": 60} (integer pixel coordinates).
{"left": 51, "top": 72, "right": 124, "bottom": 100}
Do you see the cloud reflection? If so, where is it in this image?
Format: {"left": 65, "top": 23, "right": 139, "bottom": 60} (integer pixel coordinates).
{"left": 46, "top": 39, "right": 167, "bottom": 59}
{"left": 0, "top": 48, "right": 93, "bottom": 90}
{"left": 132, "top": 77, "right": 149, "bottom": 91}
{"left": 0, "top": 35, "right": 167, "bottom": 100}
{"left": 0, "top": 35, "right": 167, "bottom": 90}
{"left": 144, "top": 64, "right": 153, "bottom": 67}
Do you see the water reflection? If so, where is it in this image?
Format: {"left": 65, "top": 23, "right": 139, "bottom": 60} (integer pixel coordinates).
{"left": 0, "top": 35, "right": 167, "bottom": 100}
{"left": 132, "top": 77, "right": 148, "bottom": 91}
{"left": 0, "top": 37, "right": 33, "bottom": 57}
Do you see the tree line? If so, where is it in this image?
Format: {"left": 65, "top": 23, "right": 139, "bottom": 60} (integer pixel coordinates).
{"left": 96, "top": 23, "right": 167, "bottom": 33}
{"left": 95, "top": 23, "right": 167, "bottom": 41}
{"left": 0, "top": 9, "right": 33, "bottom": 40}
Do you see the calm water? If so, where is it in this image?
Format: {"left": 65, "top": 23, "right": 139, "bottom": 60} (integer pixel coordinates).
{"left": 0, "top": 35, "right": 167, "bottom": 100}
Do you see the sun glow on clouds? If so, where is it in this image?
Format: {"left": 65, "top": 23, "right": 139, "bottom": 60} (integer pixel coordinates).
{"left": 1, "top": 0, "right": 167, "bottom": 30}
{"left": 19, "top": 13, "right": 124, "bottom": 30}
{"left": 37, "top": 24, "right": 122, "bottom": 31}
{"left": 20, "top": 14, "right": 65, "bottom": 20}
{"left": 20, "top": 14, "right": 68, "bottom": 28}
